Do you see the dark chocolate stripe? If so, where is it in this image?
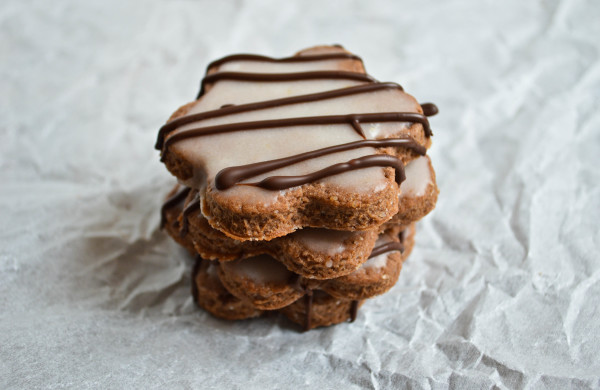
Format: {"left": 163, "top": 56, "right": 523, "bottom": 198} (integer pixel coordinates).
{"left": 163, "top": 112, "right": 431, "bottom": 155}
{"left": 304, "top": 290, "right": 313, "bottom": 331}
{"left": 156, "top": 83, "right": 404, "bottom": 150}
{"left": 420, "top": 103, "right": 439, "bottom": 117}
{"left": 160, "top": 186, "right": 191, "bottom": 229}
{"left": 244, "top": 154, "right": 406, "bottom": 191}
{"left": 191, "top": 256, "right": 203, "bottom": 305}
{"left": 179, "top": 191, "right": 200, "bottom": 238}
{"left": 215, "top": 138, "right": 425, "bottom": 190}
{"left": 350, "top": 300, "right": 359, "bottom": 322}
{"left": 198, "top": 70, "right": 375, "bottom": 98}
{"left": 207, "top": 52, "right": 362, "bottom": 69}
{"left": 368, "top": 242, "right": 405, "bottom": 259}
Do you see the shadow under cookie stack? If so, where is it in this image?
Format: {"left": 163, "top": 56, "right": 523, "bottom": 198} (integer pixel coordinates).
{"left": 156, "top": 45, "right": 439, "bottom": 330}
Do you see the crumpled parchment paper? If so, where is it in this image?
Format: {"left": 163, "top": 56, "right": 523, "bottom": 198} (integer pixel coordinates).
{"left": 1, "top": 0, "right": 599, "bottom": 388}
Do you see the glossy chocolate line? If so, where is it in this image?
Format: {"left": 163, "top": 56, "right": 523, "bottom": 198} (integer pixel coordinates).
{"left": 368, "top": 242, "right": 405, "bottom": 259}
{"left": 160, "top": 186, "right": 191, "bottom": 229}
{"left": 207, "top": 52, "right": 363, "bottom": 69}
{"left": 191, "top": 256, "right": 203, "bottom": 306}
{"left": 156, "top": 83, "right": 404, "bottom": 149}
{"left": 350, "top": 300, "right": 359, "bottom": 322}
{"left": 420, "top": 103, "right": 439, "bottom": 117}
{"left": 179, "top": 192, "right": 200, "bottom": 238}
{"left": 304, "top": 290, "right": 313, "bottom": 331}
{"left": 215, "top": 138, "right": 425, "bottom": 190}
{"left": 198, "top": 70, "right": 376, "bottom": 98}
{"left": 163, "top": 112, "right": 431, "bottom": 155}
{"left": 244, "top": 154, "right": 406, "bottom": 191}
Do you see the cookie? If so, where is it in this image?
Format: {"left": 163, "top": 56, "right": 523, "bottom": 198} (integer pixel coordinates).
{"left": 391, "top": 155, "right": 439, "bottom": 226}
{"left": 217, "top": 254, "right": 303, "bottom": 310}
{"left": 186, "top": 224, "right": 414, "bottom": 330}
{"left": 322, "top": 224, "right": 416, "bottom": 300}
{"left": 157, "top": 45, "right": 437, "bottom": 241}
{"left": 279, "top": 290, "right": 364, "bottom": 330}
{"left": 193, "top": 225, "right": 413, "bottom": 312}
{"left": 157, "top": 45, "right": 439, "bottom": 331}
{"left": 160, "top": 167, "right": 436, "bottom": 280}
{"left": 191, "top": 256, "right": 262, "bottom": 320}
{"left": 179, "top": 187, "right": 380, "bottom": 279}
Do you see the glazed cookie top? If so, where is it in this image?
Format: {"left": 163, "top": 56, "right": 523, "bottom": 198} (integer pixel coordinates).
{"left": 157, "top": 46, "right": 437, "bottom": 207}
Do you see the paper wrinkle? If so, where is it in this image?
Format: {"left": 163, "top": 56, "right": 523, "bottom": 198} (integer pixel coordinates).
{"left": 2, "top": 0, "right": 600, "bottom": 388}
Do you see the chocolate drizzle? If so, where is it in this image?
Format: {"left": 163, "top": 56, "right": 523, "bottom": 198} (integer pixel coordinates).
{"left": 199, "top": 71, "right": 376, "bottom": 98}
{"left": 304, "top": 290, "right": 314, "bottom": 331}
{"left": 287, "top": 274, "right": 315, "bottom": 331}
{"left": 420, "top": 103, "right": 439, "bottom": 117}
{"left": 162, "top": 112, "right": 432, "bottom": 155}
{"left": 156, "top": 83, "right": 405, "bottom": 150}
{"left": 206, "top": 52, "right": 363, "bottom": 70}
{"left": 160, "top": 186, "right": 191, "bottom": 229}
{"left": 350, "top": 300, "right": 359, "bottom": 322}
{"left": 199, "top": 52, "right": 366, "bottom": 98}
{"left": 368, "top": 241, "right": 405, "bottom": 259}
{"left": 191, "top": 256, "right": 203, "bottom": 305}
{"left": 215, "top": 138, "right": 425, "bottom": 190}
{"left": 245, "top": 154, "right": 407, "bottom": 191}
{"left": 367, "top": 227, "right": 408, "bottom": 259}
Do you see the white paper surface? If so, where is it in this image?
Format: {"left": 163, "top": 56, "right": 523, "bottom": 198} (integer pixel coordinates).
{"left": 1, "top": 0, "right": 599, "bottom": 388}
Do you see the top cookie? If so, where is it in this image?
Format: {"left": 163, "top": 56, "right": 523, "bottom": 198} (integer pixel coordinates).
{"left": 157, "top": 45, "right": 436, "bottom": 241}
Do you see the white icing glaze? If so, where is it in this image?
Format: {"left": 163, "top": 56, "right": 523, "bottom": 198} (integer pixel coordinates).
{"left": 168, "top": 48, "right": 422, "bottom": 205}
{"left": 227, "top": 254, "right": 292, "bottom": 284}
{"left": 218, "top": 59, "right": 354, "bottom": 74}
{"left": 400, "top": 156, "right": 432, "bottom": 197}
{"left": 361, "top": 252, "right": 389, "bottom": 270}
{"left": 293, "top": 228, "right": 358, "bottom": 255}
{"left": 360, "top": 236, "right": 394, "bottom": 270}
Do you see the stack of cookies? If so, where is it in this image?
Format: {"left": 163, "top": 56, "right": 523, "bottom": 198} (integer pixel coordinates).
{"left": 156, "top": 45, "right": 438, "bottom": 330}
